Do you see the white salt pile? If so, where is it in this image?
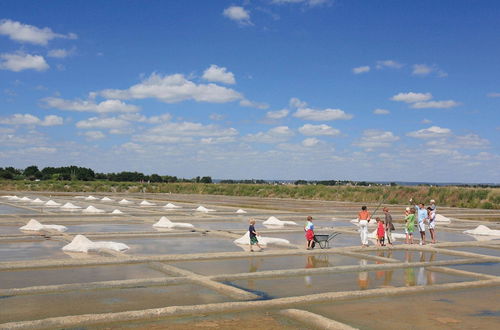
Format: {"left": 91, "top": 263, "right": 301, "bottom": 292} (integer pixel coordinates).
{"left": 31, "top": 198, "right": 44, "bottom": 204}
{"left": 195, "top": 205, "right": 215, "bottom": 212}
{"left": 164, "top": 203, "right": 181, "bottom": 209}
{"left": 234, "top": 232, "right": 290, "bottom": 246}
{"left": 435, "top": 214, "right": 451, "bottom": 223}
{"left": 101, "top": 197, "right": 113, "bottom": 202}
{"left": 82, "top": 205, "right": 105, "bottom": 213}
{"left": 464, "top": 225, "right": 500, "bottom": 236}
{"left": 236, "top": 209, "right": 247, "bottom": 214}
{"left": 153, "top": 216, "right": 194, "bottom": 229}
{"left": 85, "top": 195, "right": 98, "bottom": 200}
{"left": 263, "top": 216, "right": 297, "bottom": 226}
{"left": 1, "top": 195, "right": 12, "bottom": 198}
{"left": 111, "top": 209, "right": 124, "bottom": 214}
{"left": 140, "top": 200, "right": 156, "bottom": 206}
{"left": 118, "top": 199, "right": 133, "bottom": 205}
{"left": 74, "top": 196, "right": 85, "bottom": 199}
{"left": 45, "top": 200, "right": 61, "bottom": 206}
{"left": 8, "top": 196, "right": 21, "bottom": 201}
{"left": 19, "top": 219, "right": 67, "bottom": 232}
{"left": 20, "top": 197, "right": 32, "bottom": 202}
{"left": 62, "top": 235, "right": 129, "bottom": 253}
{"left": 60, "top": 202, "right": 82, "bottom": 210}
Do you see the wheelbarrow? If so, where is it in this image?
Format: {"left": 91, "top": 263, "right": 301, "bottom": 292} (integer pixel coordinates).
{"left": 313, "top": 232, "right": 341, "bottom": 249}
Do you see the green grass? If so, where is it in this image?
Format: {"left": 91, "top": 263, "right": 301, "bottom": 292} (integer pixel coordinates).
{"left": 1, "top": 180, "right": 499, "bottom": 209}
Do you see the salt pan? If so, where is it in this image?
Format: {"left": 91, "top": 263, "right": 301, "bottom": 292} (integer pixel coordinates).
{"left": 195, "top": 205, "right": 215, "bottom": 212}
{"left": 464, "top": 225, "right": 500, "bottom": 236}
{"left": 31, "top": 198, "right": 44, "bottom": 204}
{"left": 62, "top": 234, "right": 129, "bottom": 253}
{"left": 20, "top": 197, "right": 32, "bottom": 202}
{"left": 44, "top": 200, "right": 61, "bottom": 206}
{"left": 19, "top": 219, "right": 67, "bottom": 232}
{"left": 60, "top": 202, "right": 82, "bottom": 210}
{"left": 82, "top": 205, "right": 105, "bottom": 213}
{"left": 153, "top": 216, "right": 194, "bottom": 229}
{"left": 140, "top": 200, "right": 156, "bottom": 206}
{"left": 435, "top": 214, "right": 451, "bottom": 223}
{"left": 111, "top": 209, "right": 124, "bottom": 214}
{"left": 234, "top": 232, "right": 290, "bottom": 246}
{"left": 164, "top": 203, "right": 181, "bottom": 209}
{"left": 8, "top": 196, "right": 21, "bottom": 201}
{"left": 101, "top": 197, "right": 113, "bottom": 202}
{"left": 263, "top": 216, "right": 297, "bottom": 226}
{"left": 236, "top": 209, "right": 247, "bottom": 214}
{"left": 85, "top": 195, "right": 98, "bottom": 200}
{"left": 118, "top": 199, "right": 133, "bottom": 205}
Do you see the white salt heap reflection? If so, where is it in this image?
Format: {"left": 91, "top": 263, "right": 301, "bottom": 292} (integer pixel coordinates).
{"left": 111, "top": 209, "right": 124, "bottom": 214}
{"left": 62, "top": 234, "right": 129, "bottom": 253}
{"left": 263, "top": 216, "right": 297, "bottom": 226}
{"left": 118, "top": 199, "right": 133, "bottom": 205}
{"left": 195, "top": 205, "right": 215, "bottom": 212}
{"left": 20, "top": 219, "right": 67, "bottom": 232}
{"left": 164, "top": 203, "right": 181, "bottom": 209}
{"left": 60, "top": 202, "right": 81, "bottom": 210}
{"left": 234, "top": 232, "right": 290, "bottom": 246}
{"left": 82, "top": 205, "right": 105, "bottom": 213}
{"left": 140, "top": 200, "right": 156, "bottom": 206}
{"left": 464, "top": 225, "right": 500, "bottom": 236}
{"left": 45, "top": 200, "right": 61, "bottom": 206}
{"left": 101, "top": 197, "right": 113, "bottom": 202}
{"left": 153, "top": 216, "right": 194, "bottom": 229}
{"left": 236, "top": 209, "right": 247, "bottom": 214}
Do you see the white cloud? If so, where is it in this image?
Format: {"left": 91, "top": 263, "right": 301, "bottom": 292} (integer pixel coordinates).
{"left": 266, "top": 109, "right": 289, "bottom": 119}
{"left": 83, "top": 131, "right": 106, "bottom": 140}
{"left": 210, "top": 113, "right": 225, "bottom": 121}
{"left": 244, "top": 126, "right": 293, "bottom": 143}
{"left": 223, "top": 6, "right": 252, "bottom": 25}
{"left": 353, "top": 129, "right": 399, "bottom": 150}
{"left": 391, "top": 92, "right": 432, "bottom": 103}
{"left": 118, "top": 113, "right": 172, "bottom": 124}
{"left": 412, "top": 64, "right": 447, "bottom": 78}
{"left": 352, "top": 66, "right": 370, "bottom": 74}
{"left": 411, "top": 100, "right": 460, "bottom": 109}
{"left": 302, "top": 137, "right": 320, "bottom": 147}
{"left": 289, "top": 97, "right": 307, "bottom": 108}
{"left": 202, "top": 65, "right": 236, "bottom": 84}
{"left": 421, "top": 118, "right": 432, "bottom": 124}
{"left": 293, "top": 108, "right": 353, "bottom": 121}
{"left": 76, "top": 117, "right": 130, "bottom": 130}
{"left": 100, "top": 73, "right": 242, "bottom": 104}
{"left": 407, "top": 126, "right": 452, "bottom": 139}
{"left": 0, "top": 113, "right": 63, "bottom": 126}
{"left": 373, "top": 108, "right": 390, "bottom": 115}
{"left": 376, "top": 60, "right": 404, "bottom": 69}
{"left": 47, "top": 48, "right": 74, "bottom": 59}
{"left": 239, "top": 99, "right": 269, "bottom": 109}
{"left": 0, "top": 19, "right": 77, "bottom": 45}
{"left": 25, "top": 147, "right": 57, "bottom": 154}
{"left": 42, "top": 97, "right": 140, "bottom": 113}
{"left": 298, "top": 124, "right": 340, "bottom": 136}
{"left": 487, "top": 92, "right": 500, "bottom": 98}
{"left": 271, "top": 0, "right": 330, "bottom": 6}
{"left": 0, "top": 52, "right": 49, "bottom": 72}
{"left": 426, "top": 134, "right": 490, "bottom": 150}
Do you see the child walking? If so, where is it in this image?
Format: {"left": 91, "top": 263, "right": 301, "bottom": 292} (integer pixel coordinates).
{"left": 405, "top": 208, "right": 415, "bottom": 244}
{"left": 376, "top": 217, "right": 385, "bottom": 246}
{"left": 248, "top": 219, "right": 263, "bottom": 252}
{"left": 304, "top": 216, "right": 315, "bottom": 250}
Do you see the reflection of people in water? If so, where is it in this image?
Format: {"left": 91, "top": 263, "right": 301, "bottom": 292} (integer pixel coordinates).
{"left": 248, "top": 258, "right": 262, "bottom": 273}
{"left": 358, "top": 259, "right": 369, "bottom": 289}
{"left": 417, "top": 252, "right": 427, "bottom": 286}
{"left": 404, "top": 251, "right": 416, "bottom": 286}
{"left": 306, "top": 255, "right": 317, "bottom": 268}
{"left": 376, "top": 251, "right": 385, "bottom": 279}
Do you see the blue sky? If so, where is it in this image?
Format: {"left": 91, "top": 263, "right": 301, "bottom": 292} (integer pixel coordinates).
{"left": 0, "top": 0, "right": 499, "bottom": 182}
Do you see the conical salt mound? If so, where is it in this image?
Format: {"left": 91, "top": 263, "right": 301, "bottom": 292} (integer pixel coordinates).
{"left": 263, "top": 216, "right": 297, "bottom": 226}
{"left": 464, "top": 225, "right": 500, "bottom": 236}
{"left": 85, "top": 195, "right": 98, "bottom": 200}
{"left": 140, "top": 200, "right": 155, "bottom": 206}
{"left": 8, "top": 196, "right": 21, "bottom": 201}
{"left": 236, "top": 209, "right": 247, "bottom": 214}
{"left": 61, "top": 202, "right": 82, "bottom": 210}
{"left": 45, "top": 200, "right": 61, "bottom": 206}
{"left": 31, "top": 198, "right": 44, "bottom": 204}
{"left": 195, "top": 205, "right": 215, "bottom": 212}
{"left": 164, "top": 203, "right": 181, "bottom": 209}
{"left": 20, "top": 197, "right": 32, "bottom": 202}
{"left": 234, "top": 232, "right": 290, "bottom": 246}
{"left": 435, "top": 214, "right": 451, "bottom": 223}
{"left": 62, "top": 234, "right": 129, "bottom": 253}
{"left": 82, "top": 205, "right": 105, "bottom": 213}
{"left": 153, "top": 216, "right": 194, "bottom": 229}
{"left": 119, "top": 199, "right": 133, "bottom": 205}
{"left": 19, "top": 219, "right": 67, "bottom": 232}
{"left": 101, "top": 197, "right": 113, "bottom": 202}
{"left": 111, "top": 209, "right": 124, "bottom": 214}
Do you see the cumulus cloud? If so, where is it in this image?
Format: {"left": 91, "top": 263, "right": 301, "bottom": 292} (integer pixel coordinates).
{"left": 391, "top": 92, "right": 459, "bottom": 109}
{"left": 0, "top": 19, "right": 77, "bottom": 45}
{"left": 0, "top": 52, "right": 49, "bottom": 72}
{"left": 239, "top": 99, "right": 269, "bottom": 109}
{"left": 0, "top": 113, "right": 63, "bottom": 126}
{"left": 82, "top": 131, "right": 106, "bottom": 141}
{"left": 407, "top": 126, "right": 451, "bottom": 139}
{"left": 391, "top": 92, "right": 432, "bottom": 103}
{"left": 298, "top": 124, "right": 340, "bottom": 136}
{"left": 244, "top": 126, "right": 294, "bottom": 143}
{"left": 373, "top": 108, "right": 390, "bottom": 115}
{"left": 353, "top": 129, "right": 399, "bottom": 150}
{"left": 353, "top": 66, "right": 370, "bottom": 74}
{"left": 412, "top": 64, "right": 447, "bottom": 77}
{"left": 376, "top": 60, "right": 404, "bottom": 69}
{"left": 100, "top": 73, "right": 242, "bottom": 104}
{"left": 76, "top": 117, "right": 130, "bottom": 130}
{"left": 266, "top": 109, "right": 289, "bottom": 119}
{"left": 223, "top": 6, "right": 252, "bottom": 25}
{"left": 42, "top": 97, "right": 140, "bottom": 113}
{"left": 202, "top": 65, "right": 236, "bottom": 84}
{"left": 302, "top": 137, "right": 320, "bottom": 147}
{"left": 411, "top": 100, "right": 460, "bottom": 109}
{"left": 47, "top": 48, "right": 75, "bottom": 59}
{"left": 293, "top": 108, "right": 353, "bottom": 121}
{"left": 289, "top": 97, "right": 307, "bottom": 109}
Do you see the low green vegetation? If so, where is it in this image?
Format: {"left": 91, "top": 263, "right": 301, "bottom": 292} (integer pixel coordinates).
{"left": 1, "top": 179, "right": 498, "bottom": 209}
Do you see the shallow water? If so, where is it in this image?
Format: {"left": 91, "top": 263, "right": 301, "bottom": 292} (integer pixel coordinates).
{"left": 229, "top": 267, "right": 474, "bottom": 298}
{"left": 0, "top": 240, "right": 67, "bottom": 262}
{"left": 66, "top": 223, "right": 155, "bottom": 233}
{"left": 0, "top": 225, "right": 23, "bottom": 235}
{"left": 447, "top": 262, "right": 500, "bottom": 277}
{"left": 0, "top": 284, "right": 229, "bottom": 323}
{"left": 0, "top": 203, "right": 35, "bottom": 215}
{"left": 172, "top": 253, "right": 372, "bottom": 276}
{"left": 0, "top": 263, "right": 167, "bottom": 289}
{"left": 366, "top": 250, "right": 460, "bottom": 262}
{"left": 448, "top": 246, "right": 500, "bottom": 257}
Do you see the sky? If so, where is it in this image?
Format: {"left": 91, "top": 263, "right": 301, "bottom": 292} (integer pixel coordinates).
{"left": 0, "top": 0, "right": 499, "bottom": 183}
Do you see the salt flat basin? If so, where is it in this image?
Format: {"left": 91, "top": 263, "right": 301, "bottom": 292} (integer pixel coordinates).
{"left": 188, "top": 220, "right": 253, "bottom": 230}
{"left": 121, "top": 236, "right": 244, "bottom": 255}
{"left": 0, "top": 240, "right": 67, "bottom": 262}
{"left": 268, "top": 232, "right": 360, "bottom": 247}
{"left": 0, "top": 225, "right": 24, "bottom": 235}
{"left": 434, "top": 230, "right": 476, "bottom": 242}
{"left": 172, "top": 254, "right": 376, "bottom": 276}
{"left": 0, "top": 203, "right": 35, "bottom": 215}
{"left": 449, "top": 246, "right": 500, "bottom": 257}
{"left": 366, "top": 250, "right": 461, "bottom": 262}
{"left": 65, "top": 223, "right": 155, "bottom": 233}
{"left": 306, "top": 286, "right": 500, "bottom": 330}
{"left": 447, "top": 262, "right": 500, "bottom": 277}
{"left": 0, "top": 284, "right": 229, "bottom": 324}
{"left": 0, "top": 264, "right": 167, "bottom": 289}
{"left": 228, "top": 267, "right": 475, "bottom": 299}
